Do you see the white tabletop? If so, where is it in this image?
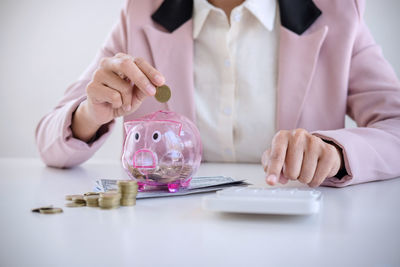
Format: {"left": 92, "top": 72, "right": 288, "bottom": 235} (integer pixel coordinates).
{"left": 0, "top": 158, "right": 399, "bottom": 267}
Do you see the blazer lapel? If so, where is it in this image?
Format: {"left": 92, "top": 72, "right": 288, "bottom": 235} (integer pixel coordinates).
{"left": 149, "top": 0, "right": 326, "bottom": 129}
{"left": 143, "top": 21, "right": 196, "bottom": 122}
{"left": 276, "top": 25, "right": 328, "bottom": 130}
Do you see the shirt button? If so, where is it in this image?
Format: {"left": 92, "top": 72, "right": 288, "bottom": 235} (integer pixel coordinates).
{"left": 223, "top": 106, "right": 232, "bottom": 116}
{"left": 224, "top": 59, "right": 231, "bottom": 67}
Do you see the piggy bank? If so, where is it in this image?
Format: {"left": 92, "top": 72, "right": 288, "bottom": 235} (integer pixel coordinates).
{"left": 122, "top": 110, "right": 202, "bottom": 192}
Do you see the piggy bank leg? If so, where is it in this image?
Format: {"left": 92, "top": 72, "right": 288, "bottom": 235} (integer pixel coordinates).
{"left": 137, "top": 182, "right": 146, "bottom": 192}
{"left": 167, "top": 182, "right": 180, "bottom": 193}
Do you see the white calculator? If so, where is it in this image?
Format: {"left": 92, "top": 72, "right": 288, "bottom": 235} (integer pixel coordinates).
{"left": 202, "top": 187, "right": 322, "bottom": 215}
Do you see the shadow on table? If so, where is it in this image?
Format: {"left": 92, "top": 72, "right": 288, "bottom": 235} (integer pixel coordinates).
{"left": 215, "top": 212, "right": 316, "bottom": 223}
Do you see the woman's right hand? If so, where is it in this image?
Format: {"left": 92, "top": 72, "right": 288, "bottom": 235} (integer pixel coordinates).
{"left": 71, "top": 53, "right": 165, "bottom": 142}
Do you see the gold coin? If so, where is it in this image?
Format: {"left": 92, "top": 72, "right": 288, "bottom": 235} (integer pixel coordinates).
{"left": 118, "top": 188, "right": 138, "bottom": 193}
{"left": 155, "top": 85, "right": 171, "bottom": 103}
{"left": 39, "top": 207, "right": 63, "bottom": 214}
{"left": 65, "top": 194, "right": 82, "bottom": 201}
{"left": 84, "top": 195, "right": 99, "bottom": 201}
{"left": 84, "top": 192, "right": 100, "bottom": 196}
{"left": 65, "top": 202, "right": 86, "bottom": 208}
{"left": 32, "top": 206, "right": 53, "bottom": 213}
{"left": 100, "top": 192, "right": 121, "bottom": 199}
{"left": 120, "top": 199, "right": 136, "bottom": 206}
{"left": 117, "top": 180, "right": 138, "bottom": 186}
{"left": 99, "top": 199, "right": 119, "bottom": 209}
{"left": 72, "top": 196, "right": 86, "bottom": 204}
{"left": 120, "top": 193, "right": 137, "bottom": 198}
{"left": 84, "top": 195, "right": 99, "bottom": 207}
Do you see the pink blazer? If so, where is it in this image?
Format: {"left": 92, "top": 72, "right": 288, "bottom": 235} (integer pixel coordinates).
{"left": 36, "top": 0, "right": 400, "bottom": 187}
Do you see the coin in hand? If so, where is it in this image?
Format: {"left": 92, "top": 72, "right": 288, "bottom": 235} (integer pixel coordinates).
{"left": 155, "top": 85, "right": 171, "bottom": 103}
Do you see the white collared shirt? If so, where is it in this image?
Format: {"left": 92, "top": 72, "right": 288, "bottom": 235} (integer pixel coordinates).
{"left": 193, "top": 0, "right": 279, "bottom": 162}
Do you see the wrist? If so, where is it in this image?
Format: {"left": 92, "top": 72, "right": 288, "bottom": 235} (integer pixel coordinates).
{"left": 71, "top": 101, "right": 103, "bottom": 142}
{"left": 323, "top": 139, "right": 346, "bottom": 179}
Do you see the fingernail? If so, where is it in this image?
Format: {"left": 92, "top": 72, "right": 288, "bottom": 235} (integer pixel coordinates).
{"left": 266, "top": 174, "right": 277, "bottom": 185}
{"left": 154, "top": 74, "right": 165, "bottom": 85}
{"left": 123, "top": 105, "right": 131, "bottom": 112}
{"left": 146, "top": 84, "right": 156, "bottom": 95}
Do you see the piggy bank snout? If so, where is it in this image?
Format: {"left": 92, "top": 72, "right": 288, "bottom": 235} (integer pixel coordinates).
{"left": 133, "top": 149, "right": 157, "bottom": 168}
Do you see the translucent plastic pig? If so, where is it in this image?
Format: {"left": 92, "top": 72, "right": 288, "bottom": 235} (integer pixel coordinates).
{"left": 122, "top": 110, "right": 202, "bottom": 192}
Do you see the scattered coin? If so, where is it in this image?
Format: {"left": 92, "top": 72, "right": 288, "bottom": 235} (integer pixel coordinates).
{"left": 155, "top": 85, "right": 171, "bottom": 103}
{"left": 38, "top": 207, "right": 63, "bottom": 214}
{"left": 32, "top": 206, "right": 53, "bottom": 213}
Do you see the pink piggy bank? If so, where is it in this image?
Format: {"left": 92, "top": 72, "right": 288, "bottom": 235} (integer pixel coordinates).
{"left": 122, "top": 110, "right": 202, "bottom": 192}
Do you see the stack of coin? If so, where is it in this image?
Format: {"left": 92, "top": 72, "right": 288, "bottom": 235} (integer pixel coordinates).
{"left": 118, "top": 180, "right": 138, "bottom": 206}
{"left": 98, "top": 192, "right": 121, "bottom": 209}
{"left": 84, "top": 195, "right": 100, "bottom": 207}
{"left": 65, "top": 194, "right": 87, "bottom": 207}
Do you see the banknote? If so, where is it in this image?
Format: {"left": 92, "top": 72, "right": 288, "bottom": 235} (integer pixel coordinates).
{"left": 94, "top": 176, "right": 249, "bottom": 199}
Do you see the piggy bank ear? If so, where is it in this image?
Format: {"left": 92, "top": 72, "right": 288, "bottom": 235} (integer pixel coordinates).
{"left": 124, "top": 121, "right": 140, "bottom": 134}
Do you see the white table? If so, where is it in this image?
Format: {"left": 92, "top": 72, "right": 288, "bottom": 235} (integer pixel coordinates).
{"left": 0, "top": 158, "right": 399, "bottom": 267}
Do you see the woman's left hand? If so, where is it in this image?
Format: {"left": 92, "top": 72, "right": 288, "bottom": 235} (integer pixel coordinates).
{"left": 261, "top": 129, "right": 343, "bottom": 187}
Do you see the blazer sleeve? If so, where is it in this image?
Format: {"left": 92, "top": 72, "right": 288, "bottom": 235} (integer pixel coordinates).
{"left": 35, "top": 0, "right": 131, "bottom": 168}
{"left": 313, "top": 0, "right": 400, "bottom": 187}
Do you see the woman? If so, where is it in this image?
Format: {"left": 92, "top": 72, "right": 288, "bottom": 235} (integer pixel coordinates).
{"left": 36, "top": 0, "right": 400, "bottom": 187}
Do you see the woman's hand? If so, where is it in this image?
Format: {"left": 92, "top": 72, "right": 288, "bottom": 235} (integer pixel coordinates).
{"left": 261, "top": 129, "right": 343, "bottom": 187}
{"left": 72, "top": 53, "right": 165, "bottom": 142}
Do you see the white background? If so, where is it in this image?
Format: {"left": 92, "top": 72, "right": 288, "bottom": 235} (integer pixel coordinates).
{"left": 0, "top": 0, "right": 399, "bottom": 160}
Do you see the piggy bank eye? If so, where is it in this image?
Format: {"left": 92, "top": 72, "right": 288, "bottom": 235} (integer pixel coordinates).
{"left": 134, "top": 132, "right": 140, "bottom": 142}
{"left": 152, "top": 131, "right": 161, "bottom": 143}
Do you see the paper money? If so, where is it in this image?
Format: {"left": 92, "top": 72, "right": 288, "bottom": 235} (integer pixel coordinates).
{"left": 94, "top": 176, "right": 249, "bottom": 199}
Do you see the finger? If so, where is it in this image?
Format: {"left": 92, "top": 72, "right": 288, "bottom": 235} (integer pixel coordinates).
{"left": 279, "top": 174, "right": 289, "bottom": 184}
{"left": 261, "top": 149, "right": 270, "bottom": 171}
{"left": 298, "top": 137, "right": 321, "bottom": 184}
{"left": 326, "top": 144, "right": 342, "bottom": 177}
{"left": 97, "top": 70, "right": 133, "bottom": 112}
{"left": 283, "top": 129, "right": 307, "bottom": 180}
{"left": 107, "top": 55, "right": 156, "bottom": 96}
{"left": 87, "top": 83, "right": 123, "bottom": 109}
{"left": 263, "top": 150, "right": 289, "bottom": 185}
{"left": 134, "top": 57, "right": 165, "bottom": 86}
{"left": 265, "top": 131, "right": 289, "bottom": 185}
{"left": 308, "top": 153, "right": 335, "bottom": 188}
{"left": 129, "top": 85, "right": 148, "bottom": 113}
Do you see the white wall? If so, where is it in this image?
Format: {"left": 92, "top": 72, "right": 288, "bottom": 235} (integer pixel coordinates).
{"left": 0, "top": 0, "right": 399, "bottom": 160}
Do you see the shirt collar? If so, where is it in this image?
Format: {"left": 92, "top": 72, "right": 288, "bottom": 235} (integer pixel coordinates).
{"left": 244, "top": 0, "right": 276, "bottom": 31}
{"left": 193, "top": 0, "right": 277, "bottom": 39}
